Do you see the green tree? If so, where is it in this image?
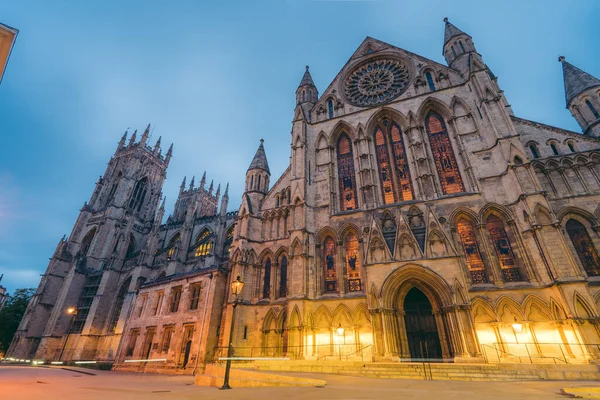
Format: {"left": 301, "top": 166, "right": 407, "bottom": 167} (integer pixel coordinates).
{"left": 0, "top": 288, "right": 35, "bottom": 354}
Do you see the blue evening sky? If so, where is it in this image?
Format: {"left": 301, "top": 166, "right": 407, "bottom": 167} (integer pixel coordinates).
{"left": 0, "top": 0, "right": 598, "bottom": 294}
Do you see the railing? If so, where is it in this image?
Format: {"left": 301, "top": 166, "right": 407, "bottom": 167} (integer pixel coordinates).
{"left": 212, "top": 343, "right": 374, "bottom": 363}
{"left": 481, "top": 342, "right": 600, "bottom": 364}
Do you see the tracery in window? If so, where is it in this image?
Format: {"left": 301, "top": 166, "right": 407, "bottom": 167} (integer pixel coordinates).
{"left": 486, "top": 215, "right": 522, "bottom": 282}
{"left": 337, "top": 133, "right": 358, "bottom": 211}
{"left": 344, "top": 233, "right": 361, "bottom": 292}
{"left": 374, "top": 128, "right": 396, "bottom": 204}
{"left": 323, "top": 237, "right": 337, "bottom": 292}
{"left": 566, "top": 219, "right": 600, "bottom": 276}
{"left": 390, "top": 123, "right": 413, "bottom": 201}
{"left": 279, "top": 256, "right": 288, "bottom": 298}
{"left": 195, "top": 229, "right": 213, "bottom": 257}
{"left": 425, "top": 112, "right": 465, "bottom": 194}
{"left": 128, "top": 177, "right": 148, "bottom": 212}
{"left": 425, "top": 72, "right": 435, "bottom": 91}
{"left": 262, "top": 258, "right": 272, "bottom": 299}
{"left": 457, "top": 219, "right": 488, "bottom": 283}
{"left": 166, "top": 233, "right": 180, "bottom": 260}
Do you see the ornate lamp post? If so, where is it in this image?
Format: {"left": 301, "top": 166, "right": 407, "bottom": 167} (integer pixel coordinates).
{"left": 58, "top": 306, "right": 77, "bottom": 362}
{"left": 220, "top": 275, "right": 244, "bottom": 390}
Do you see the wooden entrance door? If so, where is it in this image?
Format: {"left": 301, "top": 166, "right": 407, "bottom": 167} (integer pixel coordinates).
{"left": 403, "top": 287, "right": 443, "bottom": 360}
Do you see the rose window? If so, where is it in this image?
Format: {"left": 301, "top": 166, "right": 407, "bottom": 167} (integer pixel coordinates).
{"left": 344, "top": 58, "right": 411, "bottom": 106}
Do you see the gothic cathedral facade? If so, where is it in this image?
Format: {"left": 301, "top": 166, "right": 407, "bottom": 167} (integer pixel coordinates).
{"left": 8, "top": 19, "right": 600, "bottom": 368}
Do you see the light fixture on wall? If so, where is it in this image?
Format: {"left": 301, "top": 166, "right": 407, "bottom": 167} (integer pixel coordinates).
{"left": 336, "top": 323, "right": 345, "bottom": 336}
{"left": 512, "top": 317, "right": 523, "bottom": 333}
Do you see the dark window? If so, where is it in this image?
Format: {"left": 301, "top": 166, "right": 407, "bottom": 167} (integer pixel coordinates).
{"left": 80, "top": 228, "right": 96, "bottom": 257}
{"left": 279, "top": 256, "right": 288, "bottom": 298}
{"left": 109, "top": 277, "right": 131, "bottom": 333}
{"left": 425, "top": 72, "right": 435, "bottom": 91}
{"left": 152, "top": 292, "right": 164, "bottom": 315}
{"left": 169, "top": 286, "right": 182, "bottom": 313}
{"left": 586, "top": 100, "right": 600, "bottom": 119}
{"left": 223, "top": 226, "right": 234, "bottom": 255}
{"left": 529, "top": 144, "right": 540, "bottom": 159}
{"left": 457, "top": 219, "right": 488, "bottom": 283}
{"left": 425, "top": 112, "right": 465, "bottom": 195}
{"left": 451, "top": 45, "right": 457, "bottom": 58}
{"left": 323, "top": 237, "right": 337, "bottom": 293}
{"left": 345, "top": 233, "right": 361, "bottom": 292}
{"left": 243, "top": 326, "right": 248, "bottom": 340}
{"left": 336, "top": 133, "right": 358, "bottom": 211}
{"left": 262, "top": 258, "right": 272, "bottom": 299}
{"left": 566, "top": 219, "right": 600, "bottom": 276}
{"left": 126, "top": 329, "right": 140, "bottom": 357}
{"left": 328, "top": 99, "right": 334, "bottom": 119}
{"left": 486, "top": 215, "right": 523, "bottom": 282}
{"left": 128, "top": 177, "right": 148, "bottom": 212}
{"left": 189, "top": 283, "right": 202, "bottom": 310}
{"left": 568, "top": 142, "right": 575, "bottom": 152}
{"left": 71, "top": 275, "right": 102, "bottom": 333}
{"left": 459, "top": 40, "right": 466, "bottom": 53}
{"left": 126, "top": 234, "right": 136, "bottom": 258}
{"left": 161, "top": 326, "right": 174, "bottom": 353}
{"left": 550, "top": 143, "right": 559, "bottom": 155}
{"left": 257, "top": 175, "right": 261, "bottom": 191}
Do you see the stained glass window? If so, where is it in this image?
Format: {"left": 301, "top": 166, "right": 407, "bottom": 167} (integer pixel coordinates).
{"left": 262, "top": 258, "right": 272, "bottom": 298}
{"left": 425, "top": 72, "right": 435, "bottom": 91}
{"left": 279, "top": 256, "right": 288, "bottom": 298}
{"left": 324, "top": 237, "right": 337, "bottom": 292}
{"left": 457, "top": 219, "right": 488, "bottom": 284}
{"left": 345, "top": 233, "right": 361, "bottom": 292}
{"left": 486, "top": 215, "right": 522, "bottom": 282}
{"left": 566, "top": 219, "right": 600, "bottom": 276}
{"left": 328, "top": 99, "right": 334, "bottom": 119}
{"left": 390, "top": 124, "right": 414, "bottom": 201}
{"left": 374, "top": 128, "right": 396, "bottom": 204}
{"left": 425, "top": 112, "right": 465, "bottom": 195}
{"left": 337, "top": 134, "right": 358, "bottom": 211}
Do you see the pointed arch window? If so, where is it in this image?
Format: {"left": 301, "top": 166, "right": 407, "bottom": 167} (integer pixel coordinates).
{"left": 80, "top": 227, "right": 97, "bottom": 257}
{"left": 328, "top": 99, "right": 334, "bottom": 119}
{"left": 486, "top": 215, "right": 522, "bottom": 282}
{"left": 128, "top": 177, "right": 148, "bottom": 212}
{"left": 167, "top": 233, "right": 180, "bottom": 260}
{"left": 425, "top": 72, "right": 436, "bottom": 91}
{"left": 374, "top": 128, "right": 396, "bottom": 204}
{"left": 323, "top": 237, "right": 337, "bottom": 292}
{"left": 390, "top": 123, "right": 413, "bottom": 201}
{"left": 425, "top": 112, "right": 465, "bottom": 195}
{"left": 336, "top": 133, "right": 358, "bottom": 211}
{"left": 459, "top": 40, "right": 466, "bottom": 53}
{"left": 279, "top": 256, "right": 288, "bottom": 298}
{"left": 457, "top": 219, "right": 488, "bottom": 283}
{"left": 126, "top": 233, "right": 136, "bottom": 258}
{"left": 586, "top": 99, "right": 599, "bottom": 119}
{"left": 262, "top": 258, "right": 272, "bottom": 299}
{"left": 451, "top": 45, "right": 457, "bottom": 58}
{"left": 344, "top": 233, "right": 361, "bottom": 292}
{"left": 566, "top": 219, "right": 600, "bottom": 276}
{"left": 223, "top": 226, "right": 234, "bottom": 255}
{"left": 109, "top": 277, "right": 131, "bottom": 333}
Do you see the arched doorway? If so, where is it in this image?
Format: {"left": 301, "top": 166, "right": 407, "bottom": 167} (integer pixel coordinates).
{"left": 403, "top": 287, "right": 442, "bottom": 360}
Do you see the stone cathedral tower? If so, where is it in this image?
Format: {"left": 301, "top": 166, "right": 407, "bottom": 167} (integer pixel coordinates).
{"left": 10, "top": 126, "right": 170, "bottom": 360}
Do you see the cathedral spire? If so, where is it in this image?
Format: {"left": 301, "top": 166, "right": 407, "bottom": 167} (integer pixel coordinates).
{"left": 443, "top": 17, "right": 470, "bottom": 47}
{"left": 209, "top": 180, "right": 214, "bottom": 196}
{"left": 180, "top": 176, "right": 186, "bottom": 193}
{"left": 247, "top": 139, "right": 270, "bottom": 174}
{"left": 165, "top": 143, "right": 173, "bottom": 166}
{"left": 128, "top": 130, "right": 137, "bottom": 146}
{"left": 153, "top": 136, "right": 161, "bottom": 155}
{"left": 442, "top": 18, "right": 480, "bottom": 74}
{"left": 189, "top": 175, "right": 195, "bottom": 190}
{"left": 118, "top": 130, "right": 127, "bottom": 150}
{"left": 140, "top": 123, "right": 150, "bottom": 145}
{"left": 216, "top": 183, "right": 221, "bottom": 198}
{"left": 200, "top": 171, "right": 206, "bottom": 189}
{"left": 296, "top": 66, "right": 318, "bottom": 105}
{"left": 559, "top": 56, "right": 600, "bottom": 107}
{"left": 220, "top": 182, "right": 229, "bottom": 216}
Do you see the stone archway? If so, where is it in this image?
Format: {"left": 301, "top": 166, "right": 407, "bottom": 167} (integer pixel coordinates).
{"left": 378, "top": 264, "right": 479, "bottom": 361}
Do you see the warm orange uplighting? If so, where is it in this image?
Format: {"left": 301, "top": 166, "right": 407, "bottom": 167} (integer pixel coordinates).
{"left": 66, "top": 307, "right": 77, "bottom": 315}
{"left": 511, "top": 317, "right": 523, "bottom": 333}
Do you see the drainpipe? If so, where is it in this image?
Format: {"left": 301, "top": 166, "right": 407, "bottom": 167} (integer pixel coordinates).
{"left": 192, "top": 271, "right": 214, "bottom": 375}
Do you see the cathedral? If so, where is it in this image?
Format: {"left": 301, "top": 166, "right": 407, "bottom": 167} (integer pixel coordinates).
{"left": 8, "top": 18, "right": 600, "bottom": 370}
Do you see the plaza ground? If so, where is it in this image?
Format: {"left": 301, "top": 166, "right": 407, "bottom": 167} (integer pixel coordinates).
{"left": 1, "top": 365, "right": 599, "bottom": 399}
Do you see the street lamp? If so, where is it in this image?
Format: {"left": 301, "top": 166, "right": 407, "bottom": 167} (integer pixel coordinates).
{"left": 220, "top": 275, "right": 244, "bottom": 390}
{"left": 58, "top": 306, "right": 78, "bottom": 362}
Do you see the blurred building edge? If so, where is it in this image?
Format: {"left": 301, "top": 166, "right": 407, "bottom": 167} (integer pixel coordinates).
{"left": 0, "top": 274, "right": 7, "bottom": 313}
{"left": 0, "top": 22, "right": 18, "bottom": 84}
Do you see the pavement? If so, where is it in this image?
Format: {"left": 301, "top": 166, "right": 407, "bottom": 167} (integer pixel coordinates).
{"left": 1, "top": 365, "right": 599, "bottom": 399}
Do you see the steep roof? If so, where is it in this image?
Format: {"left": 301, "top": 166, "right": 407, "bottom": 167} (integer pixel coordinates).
{"left": 443, "top": 17, "right": 470, "bottom": 46}
{"left": 298, "top": 65, "right": 316, "bottom": 88}
{"left": 560, "top": 57, "right": 600, "bottom": 107}
{"left": 248, "top": 139, "right": 270, "bottom": 174}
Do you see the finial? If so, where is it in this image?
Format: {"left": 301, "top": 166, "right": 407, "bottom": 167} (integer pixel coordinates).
{"left": 260, "top": 138, "right": 264, "bottom": 144}
{"left": 181, "top": 176, "right": 187, "bottom": 189}
{"left": 305, "top": 65, "right": 309, "bottom": 71}
{"left": 190, "top": 176, "right": 195, "bottom": 190}
{"left": 558, "top": 55, "right": 565, "bottom": 63}
{"left": 129, "top": 130, "right": 137, "bottom": 146}
{"left": 224, "top": 182, "right": 229, "bottom": 196}
{"left": 443, "top": 17, "right": 448, "bottom": 23}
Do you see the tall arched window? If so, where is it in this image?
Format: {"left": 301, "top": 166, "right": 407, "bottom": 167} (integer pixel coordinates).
{"left": 128, "top": 177, "right": 148, "bottom": 212}
{"left": 391, "top": 123, "right": 413, "bottom": 201}
{"left": 457, "top": 219, "right": 488, "bottom": 283}
{"left": 486, "top": 215, "right": 522, "bottom": 282}
{"left": 566, "top": 219, "right": 600, "bottom": 276}
{"left": 337, "top": 133, "right": 358, "bottom": 211}
{"left": 262, "top": 258, "right": 272, "bottom": 299}
{"left": 167, "top": 233, "right": 180, "bottom": 260}
{"left": 257, "top": 175, "right": 262, "bottom": 191}
{"left": 459, "top": 40, "right": 466, "bottom": 53}
{"left": 374, "top": 128, "right": 396, "bottom": 204}
{"left": 323, "top": 237, "right": 337, "bottom": 293}
{"left": 223, "top": 226, "right": 234, "bottom": 255}
{"left": 126, "top": 233, "right": 136, "bottom": 258}
{"left": 279, "top": 256, "right": 288, "bottom": 298}
{"left": 80, "top": 227, "right": 97, "bottom": 257}
{"left": 425, "top": 112, "right": 465, "bottom": 195}
{"left": 109, "top": 277, "right": 131, "bottom": 333}
{"left": 529, "top": 144, "right": 540, "bottom": 159}
{"left": 344, "top": 233, "right": 361, "bottom": 292}
{"left": 586, "top": 99, "right": 600, "bottom": 119}
{"left": 451, "top": 45, "right": 457, "bottom": 58}
{"left": 550, "top": 143, "right": 559, "bottom": 156}
{"left": 328, "top": 99, "right": 334, "bottom": 119}
{"left": 567, "top": 141, "right": 575, "bottom": 153}
{"left": 425, "top": 72, "right": 436, "bottom": 91}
